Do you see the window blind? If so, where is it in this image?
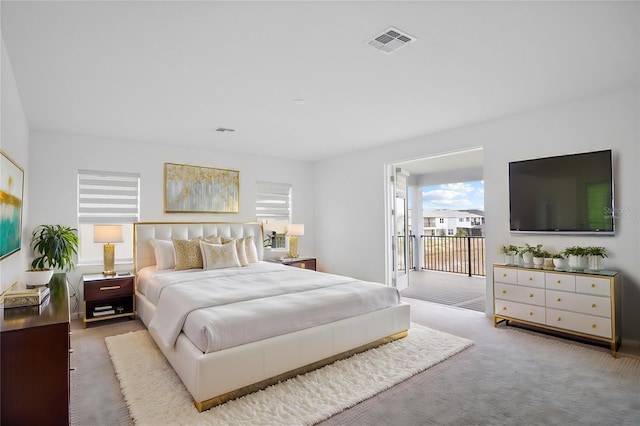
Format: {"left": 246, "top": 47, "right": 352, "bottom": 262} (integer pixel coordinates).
{"left": 78, "top": 170, "right": 140, "bottom": 224}
{"left": 256, "top": 182, "right": 292, "bottom": 221}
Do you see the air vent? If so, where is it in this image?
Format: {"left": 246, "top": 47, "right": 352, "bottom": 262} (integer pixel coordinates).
{"left": 368, "top": 27, "right": 416, "bottom": 54}
{"left": 215, "top": 128, "right": 235, "bottom": 133}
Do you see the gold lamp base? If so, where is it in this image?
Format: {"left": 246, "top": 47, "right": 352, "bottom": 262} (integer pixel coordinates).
{"left": 287, "top": 236, "right": 299, "bottom": 259}
{"left": 103, "top": 243, "right": 116, "bottom": 276}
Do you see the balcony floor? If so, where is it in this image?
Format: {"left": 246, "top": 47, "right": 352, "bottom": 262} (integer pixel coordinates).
{"left": 400, "top": 269, "right": 487, "bottom": 313}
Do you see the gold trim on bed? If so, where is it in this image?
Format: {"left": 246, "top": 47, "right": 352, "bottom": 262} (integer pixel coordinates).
{"left": 194, "top": 329, "right": 409, "bottom": 412}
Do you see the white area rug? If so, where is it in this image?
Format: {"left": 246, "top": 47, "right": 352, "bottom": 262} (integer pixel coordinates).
{"left": 105, "top": 324, "right": 473, "bottom": 425}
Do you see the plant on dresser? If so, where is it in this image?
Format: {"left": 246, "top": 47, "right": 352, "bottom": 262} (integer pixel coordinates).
{"left": 493, "top": 264, "right": 621, "bottom": 357}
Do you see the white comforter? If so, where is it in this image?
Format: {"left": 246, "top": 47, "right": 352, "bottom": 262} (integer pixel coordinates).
{"left": 143, "top": 262, "right": 401, "bottom": 353}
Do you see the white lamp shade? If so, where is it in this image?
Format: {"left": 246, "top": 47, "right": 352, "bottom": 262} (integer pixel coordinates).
{"left": 94, "top": 224, "right": 124, "bottom": 243}
{"left": 287, "top": 224, "right": 304, "bottom": 236}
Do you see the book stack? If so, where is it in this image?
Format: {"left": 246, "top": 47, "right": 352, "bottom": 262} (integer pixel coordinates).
{"left": 93, "top": 305, "right": 115, "bottom": 317}
{"left": 3, "top": 286, "right": 50, "bottom": 308}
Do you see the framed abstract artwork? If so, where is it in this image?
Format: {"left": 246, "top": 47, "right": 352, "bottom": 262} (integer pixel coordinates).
{"left": 164, "top": 162, "right": 240, "bottom": 213}
{"left": 0, "top": 150, "right": 24, "bottom": 260}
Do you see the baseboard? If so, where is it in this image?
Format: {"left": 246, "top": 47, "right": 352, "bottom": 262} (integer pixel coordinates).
{"left": 620, "top": 338, "right": 640, "bottom": 360}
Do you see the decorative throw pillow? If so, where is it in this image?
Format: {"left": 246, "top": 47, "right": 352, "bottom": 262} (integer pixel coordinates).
{"left": 150, "top": 239, "right": 175, "bottom": 270}
{"left": 220, "top": 236, "right": 249, "bottom": 267}
{"left": 204, "top": 235, "right": 223, "bottom": 244}
{"left": 244, "top": 236, "right": 259, "bottom": 264}
{"left": 172, "top": 238, "right": 203, "bottom": 270}
{"left": 200, "top": 240, "right": 241, "bottom": 270}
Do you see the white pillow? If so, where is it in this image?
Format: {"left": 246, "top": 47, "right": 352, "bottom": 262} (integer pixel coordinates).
{"left": 244, "top": 236, "right": 259, "bottom": 264}
{"left": 150, "top": 239, "right": 175, "bottom": 270}
{"left": 200, "top": 240, "right": 241, "bottom": 270}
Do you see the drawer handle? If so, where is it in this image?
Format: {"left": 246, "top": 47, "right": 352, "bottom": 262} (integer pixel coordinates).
{"left": 591, "top": 283, "right": 596, "bottom": 288}
{"left": 529, "top": 277, "right": 533, "bottom": 281}
{"left": 503, "top": 273, "right": 507, "bottom": 277}
{"left": 592, "top": 324, "right": 597, "bottom": 329}
{"left": 502, "top": 290, "right": 507, "bottom": 294}
{"left": 100, "top": 285, "right": 121, "bottom": 291}
{"left": 69, "top": 349, "right": 74, "bottom": 354}
{"left": 557, "top": 280, "right": 561, "bottom": 284}
{"left": 529, "top": 312, "right": 534, "bottom": 316}
{"left": 300, "top": 263, "right": 306, "bottom": 269}
{"left": 592, "top": 303, "right": 597, "bottom": 308}
{"left": 557, "top": 298, "right": 561, "bottom": 302}
{"left": 502, "top": 307, "right": 507, "bottom": 311}
{"left": 529, "top": 294, "right": 534, "bottom": 298}
{"left": 557, "top": 317, "right": 562, "bottom": 321}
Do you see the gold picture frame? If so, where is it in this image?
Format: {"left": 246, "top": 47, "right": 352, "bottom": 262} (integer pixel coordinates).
{"left": 164, "top": 162, "right": 239, "bottom": 213}
{"left": 0, "top": 150, "right": 24, "bottom": 260}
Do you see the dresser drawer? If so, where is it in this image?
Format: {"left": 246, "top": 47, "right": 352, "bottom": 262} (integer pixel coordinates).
{"left": 494, "top": 267, "right": 518, "bottom": 284}
{"left": 545, "top": 273, "right": 576, "bottom": 292}
{"left": 495, "top": 300, "right": 545, "bottom": 324}
{"left": 517, "top": 269, "right": 545, "bottom": 288}
{"left": 84, "top": 277, "right": 134, "bottom": 301}
{"left": 546, "top": 308, "right": 612, "bottom": 339}
{"left": 495, "top": 283, "right": 545, "bottom": 306}
{"left": 576, "top": 276, "right": 611, "bottom": 297}
{"left": 546, "top": 290, "right": 611, "bottom": 318}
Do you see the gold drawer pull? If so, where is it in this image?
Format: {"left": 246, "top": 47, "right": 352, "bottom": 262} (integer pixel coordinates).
{"left": 300, "top": 263, "right": 306, "bottom": 269}
{"left": 529, "top": 294, "right": 534, "bottom": 298}
{"left": 502, "top": 307, "right": 507, "bottom": 311}
{"left": 100, "top": 285, "right": 121, "bottom": 291}
{"left": 557, "top": 298, "right": 561, "bottom": 302}
{"left": 529, "top": 277, "right": 533, "bottom": 281}
{"left": 557, "top": 280, "right": 561, "bottom": 284}
{"left": 503, "top": 273, "right": 507, "bottom": 277}
{"left": 591, "top": 283, "right": 596, "bottom": 288}
{"left": 502, "top": 290, "right": 507, "bottom": 294}
{"left": 592, "top": 324, "right": 597, "bottom": 329}
{"left": 529, "top": 312, "right": 534, "bottom": 316}
{"left": 557, "top": 317, "right": 562, "bottom": 321}
{"left": 592, "top": 303, "right": 597, "bottom": 308}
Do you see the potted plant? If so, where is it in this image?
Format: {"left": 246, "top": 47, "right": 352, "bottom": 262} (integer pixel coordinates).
{"left": 563, "top": 246, "right": 588, "bottom": 271}
{"left": 585, "top": 246, "right": 607, "bottom": 271}
{"left": 551, "top": 253, "right": 565, "bottom": 269}
{"left": 518, "top": 244, "right": 541, "bottom": 265}
{"left": 500, "top": 244, "right": 519, "bottom": 264}
{"left": 25, "top": 225, "right": 79, "bottom": 286}
{"left": 531, "top": 245, "right": 546, "bottom": 267}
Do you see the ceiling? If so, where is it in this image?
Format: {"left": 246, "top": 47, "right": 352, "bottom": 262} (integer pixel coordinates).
{"left": 1, "top": 1, "right": 638, "bottom": 162}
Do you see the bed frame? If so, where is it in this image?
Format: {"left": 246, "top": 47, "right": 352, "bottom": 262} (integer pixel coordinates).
{"left": 133, "top": 221, "right": 410, "bottom": 411}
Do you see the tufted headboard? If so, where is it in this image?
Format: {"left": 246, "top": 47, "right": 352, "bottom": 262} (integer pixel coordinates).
{"left": 133, "top": 222, "right": 264, "bottom": 273}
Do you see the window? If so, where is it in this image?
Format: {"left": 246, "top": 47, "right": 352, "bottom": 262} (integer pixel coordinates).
{"left": 447, "top": 228, "right": 454, "bottom": 235}
{"left": 77, "top": 170, "right": 140, "bottom": 264}
{"left": 439, "top": 218, "right": 444, "bottom": 224}
{"left": 256, "top": 182, "right": 292, "bottom": 246}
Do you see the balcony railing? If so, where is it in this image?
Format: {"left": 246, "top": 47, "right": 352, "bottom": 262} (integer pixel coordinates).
{"left": 420, "top": 236, "right": 486, "bottom": 276}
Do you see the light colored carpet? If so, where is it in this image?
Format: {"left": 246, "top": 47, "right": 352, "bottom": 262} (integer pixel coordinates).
{"left": 105, "top": 323, "right": 472, "bottom": 425}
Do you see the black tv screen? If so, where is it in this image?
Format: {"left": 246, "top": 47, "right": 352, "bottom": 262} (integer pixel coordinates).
{"left": 509, "top": 150, "right": 614, "bottom": 234}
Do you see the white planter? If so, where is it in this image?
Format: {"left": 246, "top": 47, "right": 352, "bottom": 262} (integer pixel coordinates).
{"left": 543, "top": 258, "right": 554, "bottom": 268}
{"left": 568, "top": 255, "right": 587, "bottom": 271}
{"left": 522, "top": 252, "right": 534, "bottom": 264}
{"left": 587, "top": 255, "right": 603, "bottom": 271}
{"left": 24, "top": 269, "right": 54, "bottom": 286}
{"left": 533, "top": 257, "right": 544, "bottom": 267}
{"left": 504, "top": 254, "right": 514, "bottom": 264}
{"left": 553, "top": 258, "right": 566, "bottom": 269}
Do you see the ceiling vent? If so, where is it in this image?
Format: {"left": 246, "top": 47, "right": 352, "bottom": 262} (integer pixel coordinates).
{"left": 368, "top": 27, "right": 416, "bottom": 54}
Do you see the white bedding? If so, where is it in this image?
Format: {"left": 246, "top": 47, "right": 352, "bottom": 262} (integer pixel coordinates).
{"left": 140, "top": 262, "right": 401, "bottom": 353}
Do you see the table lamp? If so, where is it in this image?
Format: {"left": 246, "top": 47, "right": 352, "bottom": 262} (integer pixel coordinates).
{"left": 286, "top": 224, "right": 304, "bottom": 258}
{"left": 94, "top": 224, "right": 123, "bottom": 275}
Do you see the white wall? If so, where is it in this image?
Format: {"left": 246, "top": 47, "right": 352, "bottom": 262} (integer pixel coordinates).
{"left": 28, "top": 130, "right": 316, "bottom": 313}
{"left": 315, "top": 88, "right": 640, "bottom": 343}
{"left": 1, "top": 37, "right": 30, "bottom": 291}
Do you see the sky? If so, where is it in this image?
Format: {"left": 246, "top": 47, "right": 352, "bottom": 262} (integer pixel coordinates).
{"left": 421, "top": 181, "right": 484, "bottom": 211}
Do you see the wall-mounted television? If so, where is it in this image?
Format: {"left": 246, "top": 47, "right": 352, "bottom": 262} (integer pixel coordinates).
{"left": 509, "top": 149, "right": 614, "bottom": 235}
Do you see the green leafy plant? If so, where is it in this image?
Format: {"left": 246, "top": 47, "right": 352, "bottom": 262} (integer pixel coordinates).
{"left": 30, "top": 225, "right": 79, "bottom": 272}
{"left": 551, "top": 253, "right": 564, "bottom": 259}
{"left": 500, "top": 244, "right": 519, "bottom": 255}
{"left": 518, "top": 243, "right": 543, "bottom": 256}
{"left": 585, "top": 246, "right": 608, "bottom": 258}
{"left": 563, "top": 246, "right": 588, "bottom": 257}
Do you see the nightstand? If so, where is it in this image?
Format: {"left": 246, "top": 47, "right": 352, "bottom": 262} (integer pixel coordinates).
{"left": 277, "top": 257, "right": 317, "bottom": 271}
{"left": 83, "top": 273, "right": 136, "bottom": 328}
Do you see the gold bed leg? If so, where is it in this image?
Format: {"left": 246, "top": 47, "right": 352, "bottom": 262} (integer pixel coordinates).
{"left": 194, "top": 330, "right": 409, "bottom": 412}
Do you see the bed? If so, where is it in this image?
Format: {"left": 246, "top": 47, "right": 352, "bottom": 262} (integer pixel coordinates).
{"left": 133, "top": 222, "right": 410, "bottom": 411}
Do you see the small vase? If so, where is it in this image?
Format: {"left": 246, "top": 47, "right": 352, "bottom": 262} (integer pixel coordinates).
{"left": 533, "top": 257, "right": 544, "bottom": 267}
{"left": 587, "top": 255, "right": 602, "bottom": 271}
{"left": 522, "top": 252, "right": 534, "bottom": 265}
{"left": 568, "top": 255, "right": 587, "bottom": 271}
{"left": 553, "top": 258, "right": 565, "bottom": 269}
{"left": 504, "top": 254, "right": 514, "bottom": 265}
{"left": 543, "top": 258, "right": 554, "bottom": 268}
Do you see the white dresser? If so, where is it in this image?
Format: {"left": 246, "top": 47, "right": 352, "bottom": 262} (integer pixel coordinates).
{"left": 493, "top": 265, "right": 621, "bottom": 356}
